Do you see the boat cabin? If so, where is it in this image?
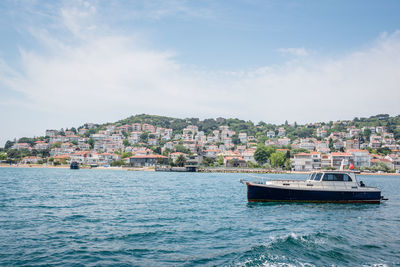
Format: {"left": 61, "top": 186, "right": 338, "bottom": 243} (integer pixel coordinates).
{"left": 263, "top": 170, "right": 370, "bottom": 191}
{"left": 308, "top": 171, "right": 355, "bottom": 182}
{"left": 306, "top": 171, "right": 364, "bottom": 187}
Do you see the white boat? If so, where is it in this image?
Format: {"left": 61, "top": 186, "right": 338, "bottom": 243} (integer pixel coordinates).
{"left": 245, "top": 171, "right": 386, "bottom": 203}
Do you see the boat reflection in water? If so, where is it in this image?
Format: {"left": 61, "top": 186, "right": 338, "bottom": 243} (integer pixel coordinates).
{"left": 245, "top": 171, "right": 386, "bottom": 204}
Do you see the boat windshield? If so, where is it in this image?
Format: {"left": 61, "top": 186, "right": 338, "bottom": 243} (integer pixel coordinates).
{"left": 309, "top": 173, "right": 316, "bottom": 180}
{"left": 314, "top": 173, "right": 323, "bottom": 181}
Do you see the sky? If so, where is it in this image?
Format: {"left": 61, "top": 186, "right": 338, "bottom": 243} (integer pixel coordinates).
{"left": 0, "top": 0, "right": 400, "bottom": 146}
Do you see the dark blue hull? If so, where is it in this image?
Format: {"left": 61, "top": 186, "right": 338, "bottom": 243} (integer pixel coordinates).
{"left": 247, "top": 182, "right": 381, "bottom": 203}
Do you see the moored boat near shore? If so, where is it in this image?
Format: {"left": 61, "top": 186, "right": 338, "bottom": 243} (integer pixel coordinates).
{"left": 245, "top": 171, "right": 386, "bottom": 203}
{"left": 70, "top": 161, "right": 79, "bottom": 170}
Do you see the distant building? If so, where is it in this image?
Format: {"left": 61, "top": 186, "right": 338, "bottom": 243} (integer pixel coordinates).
{"left": 331, "top": 152, "right": 354, "bottom": 169}
{"left": 170, "top": 152, "right": 187, "bottom": 162}
{"left": 242, "top": 149, "right": 256, "bottom": 163}
{"left": 278, "top": 127, "right": 286, "bottom": 137}
{"left": 266, "top": 130, "right": 275, "bottom": 139}
{"left": 316, "top": 128, "right": 327, "bottom": 138}
{"left": 203, "top": 149, "right": 218, "bottom": 158}
{"left": 277, "top": 137, "right": 291, "bottom": 146}
{"left": 238, "top": 133, "right": 247, "bottom": 143}
{"left": 11, "top": 143, "right": 31, "bottom": 150}
{"left": 34, "top": 141, "right": 49, "bottom": 150}
{"left": 224, "top": 156, "right": 246, "bottom": 167}
{"left": 292, "top": 152, "right": 321, "bottom": 171}
{"left": 132, "top": 123, "right": 141, "bottom": 131}
{"left": 347, "top": 149, "right": 370, "bottom": 168}
{"left": 21, "top": 156, "right": 42, "bottom": 164}
{"left": 299, "top": 139, "right": 315, "bottom": 151}
{"left": 45, "top": 130, "right": 58, "bottom": 137}
{"left": 127, "top": 154, "right": 168, "bottom": 167}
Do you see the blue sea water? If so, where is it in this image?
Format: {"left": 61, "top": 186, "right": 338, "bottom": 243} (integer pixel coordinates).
{"left": 0, "top": 168, "right": 399, "bottom": 266}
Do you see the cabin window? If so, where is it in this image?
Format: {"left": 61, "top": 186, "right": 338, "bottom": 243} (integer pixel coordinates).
{"left": 314, "top": 173, "right": 322, "bottom": 181}
{"left": 309, "top": 173, "right": 316, "bottom": 180}
{"left": 343, "top": 174, "right": 352, "bottom": 182}
{"left": 322, "top": 173, "right": 353, "bottom": 182}
{"left": 324, "top": 174, "right": 336, "bottom": 181}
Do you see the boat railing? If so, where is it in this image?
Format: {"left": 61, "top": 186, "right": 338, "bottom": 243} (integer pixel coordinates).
{"left": 262, "top": 179, "right": 377, "bottom": 191}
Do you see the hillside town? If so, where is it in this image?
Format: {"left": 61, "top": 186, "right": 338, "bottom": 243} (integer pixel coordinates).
{"left": 1, "top": 114, "right": 400, "bottom": 173}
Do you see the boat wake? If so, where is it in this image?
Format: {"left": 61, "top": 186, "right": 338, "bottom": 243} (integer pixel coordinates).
{"left": 234, "top": 232, "right": 357, "bottom": 266}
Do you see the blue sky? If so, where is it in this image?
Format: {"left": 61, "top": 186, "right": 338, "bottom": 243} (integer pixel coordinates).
{"left": 1, "top": 0, "right": 400, "bottom": 146}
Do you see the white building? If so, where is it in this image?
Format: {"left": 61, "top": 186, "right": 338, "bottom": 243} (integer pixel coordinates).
{"left": 347, "top": 149, "right": 370, "bottom": 168}
{"left": 266, "top": 130, "right": 275, "bottom": 139}
{"left": 292, "top": 152, "right": 321, "bottom": 171}
{"left": 238, "top": 133, "right": 247, "bottom": 143}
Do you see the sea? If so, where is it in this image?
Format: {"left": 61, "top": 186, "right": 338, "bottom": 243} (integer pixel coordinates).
{"left": 0, "top": 168, "right": 399, "bottom": 266}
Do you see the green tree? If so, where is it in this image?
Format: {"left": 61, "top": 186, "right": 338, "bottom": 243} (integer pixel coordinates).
{"left": 123, "top": 139, "right": 130, "bottom": 147}
{"left": 256, "top": 132, "right": 267, "bottom": 144}
{"left": 285, "top": 150, "right": 290, "bottom": 159}
{"left": 140, "top": 132, "right": 149, "bottom": 143}
{"left": 328, "top": 138, "right": 334, "bottom": 151}
{"left": 88, "top": 138, "right": 95, "bottom": 149}
{"left": 254, "top": 145, "right": 275, "bottom": 165}
{"left": 175, "top": 144, "right": 190, "bottom": 154}
{"left": 270, "top": 152, "right": 285, "bottom": 168}
{"left": 283, "top": 158, "right": 292, "bottom": 170}
{"left": 168, "top": 157, "right": 175, "bottom": 166}
{"left": 121, "top": 152, "right": 132, "bottom": 159}
{"left": 175, "top": 155, "right": 186, "bottom": 167}
{"left": 17, "top": 137, "right": 36, "bottom": 146}
{"left": 217, "top": 155, "right": 224, "bottom": 166}
{"left": 202, "top": 157, "right": 215, "bottom": 166}
{"left": 371, "top": 162, "right": 391, "bottom": 172}
{"left": 377, "top": 147, "right": 391, "bottom": 155}
{"left": 246, "top": 161, "right": 259, "bottom": 168}
{"left": 231, "top": 134, "right": 240, "bottom": 145}
{"left": 162, "top": 148, "right": 172, "bottom": 156}
{"left": 4, "top": 140, "right": 15, "bottom": 150}
{"left": 51, "top": 142, "right": 61, "bottom": 149}
{"left": 111, "top": 160, "right": 125, "bottom": 166}
{"left": 363, "top": 128, "right": 372, "bottom": 141}
{"left": 153, "top": 146, "right": 162, "bottom": 155}
{"left": 394, "top": 129, "right": 400, "bottom": 140}
{"left": 0, "top": 153, "right": 7, "bottom": 160}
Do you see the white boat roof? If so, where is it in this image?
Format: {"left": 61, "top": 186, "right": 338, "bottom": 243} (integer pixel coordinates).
{"left": 310, "top": 170, "right": 361, "bottom": 174}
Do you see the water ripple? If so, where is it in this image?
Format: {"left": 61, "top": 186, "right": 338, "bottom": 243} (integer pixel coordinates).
{"left": 0, "top": 168, "right": 399, "bottom": 266}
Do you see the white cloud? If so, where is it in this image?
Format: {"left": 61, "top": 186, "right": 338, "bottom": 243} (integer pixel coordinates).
{"left": 1, "top": 2, "right": 400, "bottom": 145}
{"left": 277, "top": 47, "right": 310, "bottom": 57}
{"left": 60, "top": 1, "right": 97, "bottom": 38}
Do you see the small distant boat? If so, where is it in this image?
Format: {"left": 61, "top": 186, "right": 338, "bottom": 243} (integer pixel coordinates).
{"left": 70, "top": 161, "right": 79, "bottom": 169}
{"left": 245, "top": 171, "right": 386, "bottom": 204}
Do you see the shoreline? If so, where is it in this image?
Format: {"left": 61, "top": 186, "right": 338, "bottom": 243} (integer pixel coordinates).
{"left": 1, "top": 164, "right": 399, "bottom": 175}
{"left": 0, "top": 164, "right": 153, "bottom": 171}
